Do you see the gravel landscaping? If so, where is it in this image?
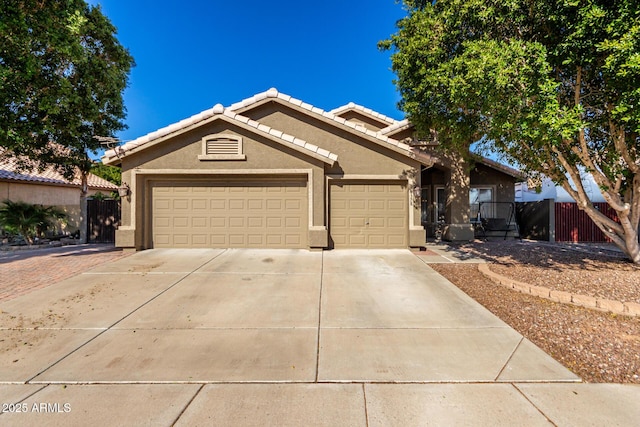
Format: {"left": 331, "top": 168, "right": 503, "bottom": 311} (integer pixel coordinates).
{"left": 431, "top": 241, "right": 640, "bottom": 384}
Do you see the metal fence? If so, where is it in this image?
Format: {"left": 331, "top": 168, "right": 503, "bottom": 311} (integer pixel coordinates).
{"left": 87, "top": 199, "right": 120, "bottom": 243}
{"left": 554, "top": 202, "right": 619, "bottom": 243}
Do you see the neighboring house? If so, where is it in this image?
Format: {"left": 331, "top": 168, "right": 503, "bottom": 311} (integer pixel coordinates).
{"left": 515, "top": 172, "right": 606, "bottom": 203}
{"left": 0, "top": 151, "right": 118, "bottom": 233}
{"left": 102, "top": 88, "right": 521, "bottom": 250}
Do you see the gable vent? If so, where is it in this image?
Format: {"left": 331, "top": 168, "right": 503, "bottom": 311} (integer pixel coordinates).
{"left": 198, "top": 133, "right": 246, "bottom": 160}
{"left": 206, "top": 137, "right": 240, "bottom": 155}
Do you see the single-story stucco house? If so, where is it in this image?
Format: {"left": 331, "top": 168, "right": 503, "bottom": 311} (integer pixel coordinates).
{"left": 0, "top": 151, "right": 118, "bottom": 233}
{"left": 102, "top": 88, "right": 521, "bottom": 250}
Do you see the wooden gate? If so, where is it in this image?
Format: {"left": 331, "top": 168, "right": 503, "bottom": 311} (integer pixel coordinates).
{"left": 87, "top": 199, "right": 120, "bottom": 243}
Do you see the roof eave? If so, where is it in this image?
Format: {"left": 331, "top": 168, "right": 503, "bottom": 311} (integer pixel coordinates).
{"left": 102, "top": 113, "right": 338, "bottom": 166}
{"left": 232, "top": 95, "right": 420, "bottom": 163}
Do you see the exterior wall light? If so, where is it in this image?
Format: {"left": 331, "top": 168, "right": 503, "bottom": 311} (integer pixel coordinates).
{"left": 118, "top": 183, "right": 130, "bottom": 197}
{"left": 412, "top": 185, "right": 422, "bottom": 200}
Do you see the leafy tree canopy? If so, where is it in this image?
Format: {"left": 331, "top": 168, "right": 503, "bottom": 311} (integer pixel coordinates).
{"left": 381, "top": 0, "right": 640, "bottom": 262}
{"left": 0, "top": 0, "right": 134, "bottom": 179}
{"left": 90, "top": 162, "right": 121, "bottom": 185}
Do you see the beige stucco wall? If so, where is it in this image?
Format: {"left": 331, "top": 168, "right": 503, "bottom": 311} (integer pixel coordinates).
{"left": 117, "top": 102, "right": 427, "bottom": 249}
{"left": 118, "top": 119, "right": 327, "bottom": 249}
{"left": 248, "top": 103, "right": 423, "bottom": 239}
{"left": 245, "top": 103, "right": 421, "bottom": 177}
{"left": 0, "top": 181, "right": 80, "bottom": 205}
{"left": 0, "top": 181, "right": 107, "bottom": 232}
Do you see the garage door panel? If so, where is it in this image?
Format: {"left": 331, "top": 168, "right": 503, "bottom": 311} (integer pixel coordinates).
{"left": 152, "top": 181, "right": 307, "bottom": 248}
{"left": 155, "top": 199, "right": 170, "bottom": 209}
{"left": 211, "top": 234, "right": 227, "bottom": 245}
{"left": 192, "top": 217, "right": 207, "bottom": 227}
{"left": 330, "top": 182, "right": 407, "bottom": 249}
{"left": 247, "top": 235, "right": 263, "bottom": 245}
{"left": 192, "top": 235, "right": 207, "bottom": 245}
{"left": 368, "top": 217, "right": 385, "bottom": 227}
{"left": 173, "top": 217, "right": 189, "bottom": 227}
{"left": 285, "top": 217, "right": 300, "bottom": 227}
{"left": 211, "top": 200, "right": 226, "bottom": 209}
{"left": 173, "top": 234, "right": 189, "bottom": 245}
{"left": 192, "top": 199, "right": 207, "bottom": 210}
{"left": 211, "top": 217, "right": 226, "bottom": 227}
{"left": 155, "top": 217, "right": 170, "bottom": 227}
{"left": 388, "top": 217, "right": 405, "bottom": 228}
{"left": 267, "top": 200, "right": 282, "bottom": 210}
{"left": 285, "top": 199, "right": 301, "bottom": 210}
{"left": 388, "top": 200, "right": 405, "bottom": 211}
{"left": 248, "top": 200, "right": 263, "bottom": 210}
{"left": 229, "top": 235, "right": 245, "bottom": 245}
{"left": 369, "top": 200, "right": 385, "bottom": 210}
{"left": 368, "top": 235, "right": 387, "bottom": 246}
{"left": 388, "top": 235, "right": 406, "bottom": 246}
{"left": 247, "top": 217, "right": 263, "bottom": 227}
{"left": 349, "top": 235, "right": 366, "bottom": 246}
{"left": 155, "top": 234, "right": 170, "bottom": 245}
{"left": 349, "top": 217, "right": 366, "bottom": 227}
{"left": 285, "top": 235, "right": 301, "bottom": 245}
{"left": 349, "top": 200, "right": 366, "bottom": 210}
{"left": 229, "top": 199, "right": 244, "bottom": 209}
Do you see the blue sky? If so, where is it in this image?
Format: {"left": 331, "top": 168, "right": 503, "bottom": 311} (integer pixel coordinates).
{"left": 88, "top": 0, "right": 408, "bottom": 145}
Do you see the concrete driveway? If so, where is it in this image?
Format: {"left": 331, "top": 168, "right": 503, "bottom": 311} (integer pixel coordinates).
{"left": 1, "top": 248, "right": 638, "bottom": 426}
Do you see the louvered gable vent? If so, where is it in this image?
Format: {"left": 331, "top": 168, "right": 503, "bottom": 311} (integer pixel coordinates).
{"left": 198, "top": 134, "right": 245, "bottom": 160}
{"left": 206, "top": 137, "right": 239, "bottom": 155}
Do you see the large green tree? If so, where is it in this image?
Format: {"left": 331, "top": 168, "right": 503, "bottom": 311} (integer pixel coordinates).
{"left": 381, "top": 0, "right": 640, "bottom": 263}
{"left": 0, "top": 0, "right": 133, "bottom": 241}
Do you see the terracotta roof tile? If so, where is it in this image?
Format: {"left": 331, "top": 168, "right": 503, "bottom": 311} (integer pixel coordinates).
{"left": 227, "top": 88, "right": 423, "bottom": 161}
{"left": 103, "top": 89, "right": 436, "bottom": 167}
{"left": 330, "top": 101, "right": 400, "bottom": 126}
{"left": 0, "top": 150, "right": 118, "bottom": 191}
{"left": 104, "top": 103, "right": 338, "bottom": 165}
{"left": 379, "top": 119, "right": 411, "bottom": 136}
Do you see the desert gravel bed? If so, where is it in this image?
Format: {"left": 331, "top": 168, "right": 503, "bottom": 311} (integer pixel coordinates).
{"left": 431, "top": 241, "right": 640, "bottom": 384}
{"left": 450, "top": 241, "right": 640, "bottom": 304}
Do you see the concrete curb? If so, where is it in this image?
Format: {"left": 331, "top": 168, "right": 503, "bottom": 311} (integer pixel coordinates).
{"left": 477, "top": 263, "right": 640, "bottom": 317}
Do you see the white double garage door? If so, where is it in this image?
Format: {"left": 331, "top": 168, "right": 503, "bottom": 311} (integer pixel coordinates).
{"left": 151, "top": 180, "right": 407, "bottom": 249}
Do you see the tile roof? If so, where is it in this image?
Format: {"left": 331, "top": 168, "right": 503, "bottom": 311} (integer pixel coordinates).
{"left": 0, "top": 150, "right": 118, "bottom": 191}
{"left": 102, "top": 88, "right": 438, "bottom": 167}
{"left": 330, "top": 102, "right": 400, "bottom": 126}
{"left": 227, "top": 88, "right": 426, "bottom": 161}
{"left": 103, "top": 102, "right": 338, "bottom": 165}
{"left": 379, "top": 119, "right": 412, "bottom": 136}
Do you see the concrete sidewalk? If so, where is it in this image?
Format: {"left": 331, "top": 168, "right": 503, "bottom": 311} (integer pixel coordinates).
{"left": 0, "top": 248, "right": 638, "bottom": 426}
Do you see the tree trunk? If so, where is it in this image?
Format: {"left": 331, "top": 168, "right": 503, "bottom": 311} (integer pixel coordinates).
{"left": 79, "top": 171, "right": 88, "bottom": 244}
{"left": 581, "top": 202, "right": 640, "bottom": 264}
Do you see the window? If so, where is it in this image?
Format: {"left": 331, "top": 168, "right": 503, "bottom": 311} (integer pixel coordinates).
{"left": 198, "top": 134, "right": 246, "bottom": 160}
{"left": 435, "top": 187, "right": 446, "bottom": 223}
{"left": 428, "top": 186, "right": 494, "bottom": 223}
{"left": 470, "top": 187, "right": 494, "bottom": 219}
{"left": 420, "top": 187, "right": 431, "bottom": 224}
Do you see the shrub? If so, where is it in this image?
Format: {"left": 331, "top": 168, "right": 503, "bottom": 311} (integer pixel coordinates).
{"left": 0, "top": 200, "right": 66, "bottom": 244}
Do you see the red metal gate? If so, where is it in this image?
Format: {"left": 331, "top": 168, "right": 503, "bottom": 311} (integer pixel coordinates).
{"left": 554, "top": 202, "right": 619, "bottom": 243}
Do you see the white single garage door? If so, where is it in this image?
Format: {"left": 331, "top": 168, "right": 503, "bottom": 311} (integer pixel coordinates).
{"left": 152, "top": 180, "right": 307, "bottom": 248}
{"left": 330, "top": 181, "right": 408, "bottom": 248}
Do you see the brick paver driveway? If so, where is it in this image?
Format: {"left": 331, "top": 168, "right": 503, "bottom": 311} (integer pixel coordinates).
{"left": 0, "top": 244, "right": 129, "bottom": 302}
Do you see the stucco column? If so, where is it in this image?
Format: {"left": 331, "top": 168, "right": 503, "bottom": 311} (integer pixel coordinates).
{"left": 443, "top": 153, "right": 474, "bottom": 241}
